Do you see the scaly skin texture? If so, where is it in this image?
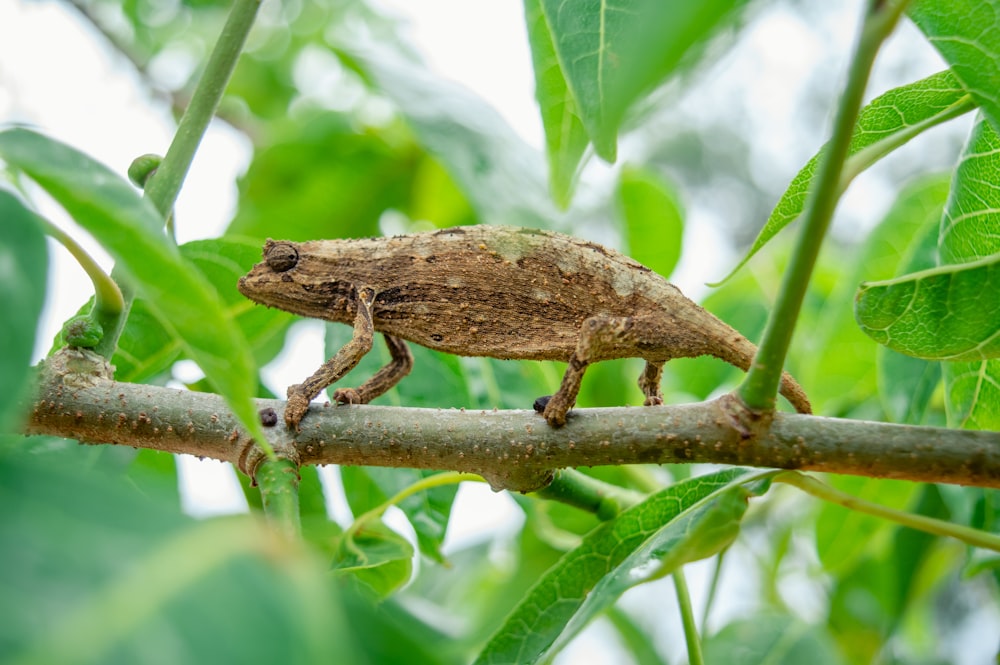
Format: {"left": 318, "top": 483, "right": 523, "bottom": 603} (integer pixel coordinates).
{"left": 238, "top": 225, "right": 811, "bottom": 428}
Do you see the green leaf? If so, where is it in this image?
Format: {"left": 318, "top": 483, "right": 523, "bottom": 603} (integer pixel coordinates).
{"left": 930, "top": 114, "right": 1000, "bottom": 428}
{"left": 332, "top": 518, "right": 415, "bottom": 599}
{"left": 943, "top": 358, "right": 1000, "bottom": 429}
{"left": 536, "top": 0, "right": 748, "bottom": 162}
{"left": 910, "top": 0, "right": 1000, "bottom": 132}
{"left": 341, "top": 466, "right": 456, "bottom": 564}
{"left": 109, "top": 298, "right": 181, "bottom": 383}
{"left": 228, "top": 114, "right": 423, "bottom": 241}
{"left": 854, "top": 252, "right": 1000, "bottom": 362}
{"left": 0, "top": 127, "right": 268, "bottom": 446}
{"left": 0, "top": 437, "right": 359, "bottom": 665}
{"left": 703, "top": 613, "right": 845, "bottom": 665}
{"left": 875, "top": 213, "right": 944, "bottom": 424}
{"left": 617, "top": 165, "right": 684, "bottom": 280}
{"left": 474, "top": 468, "right": 774, "bottom": 665}
{"left": 722, "top": 70, "right": 971, "bottom": 282}
{"left": 0, "top": 190, "right": 47, "bottom": 428}
{"left": 340, "top": 42, "right": 556, "bottom": 227}
{"left": 523, "top": 0, "right": 590, "bottom": 208}
{"left": 939, "top": 114, "right": 1000, "bottom": 263}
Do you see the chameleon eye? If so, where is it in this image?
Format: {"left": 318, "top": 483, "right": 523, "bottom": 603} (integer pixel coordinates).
{"left": 265, "top": 242, "right": 299, "bottom": 273}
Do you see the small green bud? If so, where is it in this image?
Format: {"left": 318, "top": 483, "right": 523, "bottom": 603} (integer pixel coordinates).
{"left": 62, "top": 315, "right": 104, "bottom": 348}
{"left": 128, "top": 153, "right": 163, "bottom": 189}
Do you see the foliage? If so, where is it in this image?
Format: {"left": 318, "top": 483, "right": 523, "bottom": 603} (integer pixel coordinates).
{"left": 1, "top": 0, "right": 999, "bottom": 663}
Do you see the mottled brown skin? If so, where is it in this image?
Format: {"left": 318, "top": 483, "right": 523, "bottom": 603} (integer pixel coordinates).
{"left": 237, "top": 225, "right": 811, "bottom": 429}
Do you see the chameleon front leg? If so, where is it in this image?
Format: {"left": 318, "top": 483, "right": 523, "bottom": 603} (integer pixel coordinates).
{"left": 542, "top": 316, "right": 636, "bottom": 427}
{"left": 330, "top": 333, "right": 413, "bottom": 405}
{"left": 285, "top": 287, "right": 377, "bottom": 430}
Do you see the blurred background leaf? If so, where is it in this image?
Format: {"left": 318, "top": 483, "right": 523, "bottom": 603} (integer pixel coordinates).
{"left": 0, "top": 190, "right": 48, "bottom": 428}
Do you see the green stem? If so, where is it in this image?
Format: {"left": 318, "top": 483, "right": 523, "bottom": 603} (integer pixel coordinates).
{"left": 40, "top": 219, "right": 123, "bottom": 316}
{"left": 534, "top": 469, "right": 644, "bottom": 519}
{"left": 673, "top": 568, "right": 704, "bottom": 665}
{"left": 143, "top": 0, "right": 262, "bottom": 218}
{"left": 349, "top": 471, "right": 478, "bottom": 536}
{"left": 381, "top": 471, "right": 479, "bottom": 510}
{"left": 700, "top": 547, "right": 727, "bottom": 629}
{"left": 256, "top": 458, "right": 301, "bottom": 537}
{"left": 39, "top": 216, "right": 129, "bottom": 357}
{"left": 739, "top": 0, "right": 911, "bottom": 410}
{"left": 92, "top": 0, "right": 261, "bottom": 359}
{"left": 775, "top": 471, "right": 1000, "bottom": 552}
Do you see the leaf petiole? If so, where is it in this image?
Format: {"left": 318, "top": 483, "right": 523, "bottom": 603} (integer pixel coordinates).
{"left": 775, "top": 471, "right": 1000, "bottom": 552}
{"left": 39, "top": 217, "right": 124, "bottom": 317}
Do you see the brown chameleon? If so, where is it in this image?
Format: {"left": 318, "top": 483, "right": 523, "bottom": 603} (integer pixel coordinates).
{"left": 238, "top": 225, "right": 811, "bottom": 429}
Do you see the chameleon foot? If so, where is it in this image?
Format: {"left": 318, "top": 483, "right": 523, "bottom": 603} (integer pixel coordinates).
{"left": 541, "top": 394, "right": 571, "bottom": 428}
{"left": 284, "top": 388, "right": 311, "bottom": 431}
{"left": 332, "top": 387, "right": 363, "bottom": 404}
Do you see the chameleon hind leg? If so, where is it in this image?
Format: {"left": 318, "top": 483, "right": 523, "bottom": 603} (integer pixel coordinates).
{"left": 637, "top": 360, "right": 665, "bottom": 406}
{"left": 541, "top": 315, "right": 678, "bottom": 427}
{"left": 331, "top": 333, "right": 413, "bottom": 405}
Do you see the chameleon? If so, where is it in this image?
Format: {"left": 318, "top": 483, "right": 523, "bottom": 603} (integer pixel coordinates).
{"left": 237, "top": 225, "right": 811, "bottom": 429}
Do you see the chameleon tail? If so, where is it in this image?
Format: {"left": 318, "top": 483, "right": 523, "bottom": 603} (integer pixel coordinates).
{"left": 777, "top": 371, "right": 812, "bottom": 414}
{"left": 701, "top": 314, "right": 812, "bottom": 414}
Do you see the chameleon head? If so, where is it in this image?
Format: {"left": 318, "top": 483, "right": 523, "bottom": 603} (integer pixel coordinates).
{"left": 238, "top": 238, "right": 359, "bottom": 324}
{"left": 237, "top": 239, "right": 302, "bottom": 308}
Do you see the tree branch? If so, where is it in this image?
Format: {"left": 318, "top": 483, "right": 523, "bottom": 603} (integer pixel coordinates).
{"left": 24, "top": 349, "right": 1000, "bottom": 493}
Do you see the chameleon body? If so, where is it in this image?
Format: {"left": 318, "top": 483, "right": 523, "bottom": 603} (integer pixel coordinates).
{"left": 238, "top": 225, "right": 811, "bottom": 429}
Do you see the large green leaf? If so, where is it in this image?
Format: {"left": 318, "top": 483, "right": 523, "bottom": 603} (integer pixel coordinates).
{"left": 854, "top": 252, "right": 1000, "bottom": 362}
{"left": 0, "top": 190, "right": 47, "bottom": 428}
{"left": 228, "top": 114, "right": 425, "bottom": 241}
{"left": 875, "top": 214, "right": 944, "bottom": 425}
{"left": 723, "top": 70, "right": 971, "bottom": 282}
{"left": 910, "top": 1, "right": 1000, "bottom": 132}
{"left": 339, "top": 41, "right": 556, "bottom": 228}
{"left": 0, "top": 438, "right": 357, "bottom": 665}
{"left": 536, "top": 0, "right": 748, "bottom": 162}
{"left": 0, "top": 128, "right": 268, "bottom": 445}
{"left": 523, "top": 0, "right": 590, "bottom": 208}
{"left": 939, "top": 115, "right": 1000, "bottom": 264}
{"left": 617, "top": 165, "right": 684, "bottom": 280}
{"left": 474, "top": 468, "right": 774, "bottom": 665}
{"left": 939, "top": 116, "right": 1000, "bottom": 429}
